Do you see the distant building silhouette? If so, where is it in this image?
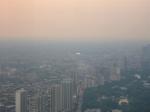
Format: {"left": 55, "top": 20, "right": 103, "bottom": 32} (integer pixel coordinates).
{"left": 142, "top": 44, "right": 150, "bottom": 74}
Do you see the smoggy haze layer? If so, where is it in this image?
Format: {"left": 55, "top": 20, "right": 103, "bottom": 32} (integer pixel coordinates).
{"left": 0, "top": 0, "right": 150, "bottom": 41}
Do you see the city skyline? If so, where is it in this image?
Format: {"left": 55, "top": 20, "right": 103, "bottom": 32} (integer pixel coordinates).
{"left": 0, "top": 1, "right": 150, "bottom": 111}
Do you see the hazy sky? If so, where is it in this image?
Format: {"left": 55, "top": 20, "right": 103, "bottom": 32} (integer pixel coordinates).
{"left": 0, "top": 0, "right": 150, "bottom": 42}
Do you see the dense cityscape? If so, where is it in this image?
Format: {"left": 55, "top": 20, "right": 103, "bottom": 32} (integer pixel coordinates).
{"left": 0, "top": 0, "right": 149, "bottom": 111}
{"left": 0, "top": 42, "right": 149, "bottom": 112}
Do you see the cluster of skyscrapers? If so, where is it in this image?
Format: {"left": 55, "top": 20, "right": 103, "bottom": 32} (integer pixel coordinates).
{"left": 15, "top": 79, "right": 75, "bottom": 112}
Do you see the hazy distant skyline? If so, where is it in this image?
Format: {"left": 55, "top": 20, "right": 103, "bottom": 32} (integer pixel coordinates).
{"left": 0, "top": 0, "right": 150, "bottom": 42}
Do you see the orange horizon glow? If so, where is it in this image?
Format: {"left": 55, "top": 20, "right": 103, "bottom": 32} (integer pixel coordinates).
{"left": 0, "top": 0, "right": 150, "bottom": 41}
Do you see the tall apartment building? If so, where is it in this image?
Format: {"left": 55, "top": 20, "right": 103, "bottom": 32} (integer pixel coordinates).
{"left": 28, "top": 95, "right": 38, "bottom": 112}
{"left": 37, "top": 94, "right": 50, "bottom": 112}
{"left": 29, "top": 91, "right": 50, "bottom": 112}
{"left": 16, "top": 89, "right": 28, "bottom": 112}
{"left": 61, "top": 79, "right": 73, "bottom": 112}
{"left": 49, "top": 85, "right": 63, "bottom": 112}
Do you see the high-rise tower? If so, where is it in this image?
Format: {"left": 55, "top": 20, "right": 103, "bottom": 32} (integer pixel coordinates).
{"left": 61, "top": 79, "right": 73, "bottom": 112}
{"left": 16, "top": 89, "right": 28, "bottom": 112}
{"left": 49, "top": 85, "right": 63, "bottom": 112}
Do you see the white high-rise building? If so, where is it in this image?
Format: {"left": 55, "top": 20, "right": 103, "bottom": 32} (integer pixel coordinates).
{"left": 16, "top": 89, "right": 28, "bottom": 112}
{"left": 61, "top": 79, "right": 73, "bottom": 112}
